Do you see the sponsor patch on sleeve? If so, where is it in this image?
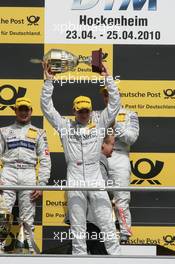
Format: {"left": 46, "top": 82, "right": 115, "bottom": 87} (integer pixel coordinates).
{"left": 116, "top": 113, "right": 126, "bottom": 122}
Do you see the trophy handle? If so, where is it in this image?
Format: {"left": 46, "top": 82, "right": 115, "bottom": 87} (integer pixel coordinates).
{"left": 30, "top": 58, "right": 43, "bottom": 64}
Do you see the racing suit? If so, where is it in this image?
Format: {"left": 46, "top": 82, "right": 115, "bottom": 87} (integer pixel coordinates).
{"left": 0, "top": 122, "right": 51, "bottom": 249}
{"left": 86, "top": 153, "right": 111, "bottom": 225}
{"left": 41, "top": 77, "right": 121, "bottom": 255}
{"left": 92, "top": 108, "right": 139, "bottom": 238}
{"left": 108, "top": 108, "right": 139, "bottom": 238}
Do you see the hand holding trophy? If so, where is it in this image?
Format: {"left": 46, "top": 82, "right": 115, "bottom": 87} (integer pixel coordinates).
{"left": 31, "top": 48, "right": 108, "bottom": 75}
{"left": 42, "top": 61, "right": 56, "bottom": 80}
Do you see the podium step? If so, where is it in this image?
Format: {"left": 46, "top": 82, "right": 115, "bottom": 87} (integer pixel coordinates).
{"left": 0, "top": 255, "right": 175, "bottom": 264}
{"left": 121, "top": 244, "right": 156, "bottom": 255}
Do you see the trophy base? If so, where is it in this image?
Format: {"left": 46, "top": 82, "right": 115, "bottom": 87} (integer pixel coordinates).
{"left": 14, "top": 248, "right": 30, "bottom": 254}
{"left": 0, "top": 243, "right": 5, "bottom": 254}
{"left": 91, "top": 48, "right": 103, "bottom": 73}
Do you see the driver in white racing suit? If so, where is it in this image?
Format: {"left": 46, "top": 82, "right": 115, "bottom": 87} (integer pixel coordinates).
{"left": 0, "top": 97, "right": 51, "bottom": 252}
{"left": 41, "top": 63, "right": 121, "bottom": 255}
{"left": 93, "top": 87, "right": 139, "bottom": 243}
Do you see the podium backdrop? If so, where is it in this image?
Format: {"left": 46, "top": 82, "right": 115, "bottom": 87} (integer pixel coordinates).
{"left": 0, "top": 0, "right": 175, "bottom": 254}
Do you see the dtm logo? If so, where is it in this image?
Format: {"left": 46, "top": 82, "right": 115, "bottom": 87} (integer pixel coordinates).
{"left": 27, "top": 16, "right": 40, "bottom": 25}
{"left": 0, "top": 85, "right": 27, "bottom": 110}
{"left": 72, "top": 0, "right": 157, "bottom": 11}
{"left": 163, "top": 235, "right": 175, "bottom": 246}
{"left": 131, "top": 158, "right": 164, "bottom": 185}
{"left": 163, "top": 89, "right": 175, "bottom": 99}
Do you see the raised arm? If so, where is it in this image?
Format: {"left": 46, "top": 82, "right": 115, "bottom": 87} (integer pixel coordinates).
{"left": 99, "top": 66, "right": 121, "bottom": 128}
{"left": 40, "top": 63, "right": 64, "bottom": 132}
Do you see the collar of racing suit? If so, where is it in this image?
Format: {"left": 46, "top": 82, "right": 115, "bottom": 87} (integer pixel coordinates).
{"left": 14, "top": 120, "right": 31, "bottom": 128}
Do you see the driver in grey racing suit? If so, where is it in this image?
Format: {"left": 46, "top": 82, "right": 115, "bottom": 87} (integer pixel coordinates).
{"left": 41, "top": 64, "right": 121, "bottom": 255}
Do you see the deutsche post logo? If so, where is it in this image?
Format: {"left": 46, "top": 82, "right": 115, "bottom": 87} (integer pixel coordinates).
{"left": 163, "top": 235, "right": 175, "bottom": 246}
{"left": 131, "top": 158, "right": 164, "bottom": 185}
{"left": 0, "top": 84, "right": 27, "bottom": 110}
{"left": 27, "top": 16, "right": 40, "bottom": 26}
{"left": 163, "top": 89, "right": 175, "bottom": 99}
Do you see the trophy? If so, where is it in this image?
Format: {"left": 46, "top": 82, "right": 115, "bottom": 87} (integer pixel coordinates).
{"left": 0, "top": 195, "right": 13, "bottom": 253}
{"left": 14, "top": 220, "right": 40, "bottom": 254}
{"left": 30, "top": 48, "right": 108, "bottom": 74}
{"left": 14, "top": 223, "right": 29, "bottom": 254}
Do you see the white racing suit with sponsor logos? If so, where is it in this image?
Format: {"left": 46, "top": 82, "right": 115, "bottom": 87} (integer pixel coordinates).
{"left": 41, "top": 78, "right": 121, "bottom": 255}
{"left": 0, "top": 122, "right": 51, "bottom": 249}
{"left": 93, "top": 108, "right": 139, "bottom": 237}
{"left": 109, "top": 108, "right": 139, "bottom": 237}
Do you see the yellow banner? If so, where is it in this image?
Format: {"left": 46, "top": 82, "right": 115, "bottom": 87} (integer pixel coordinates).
{"left": 44, "top": 44, "right": 113, "bottom": 81}
{"left": 0, "top": 7, "right": 44, "bottom": 43}
{"left": 130, "top": 226, "right": 175, "bottom": 252}
{"left": 0, "top": 80, "right": 43, "bottom": 116}
{"left": 34, "top": 225, "right": 43, "bottom": 251}
{"left": 118, "top": 80, "right": 175, "bottom": 117}
{"left": 42, "top": 191, "right": 68, "bottom": 226}
{"left": 130, "top": 153, "right": 175, "bottom": 186}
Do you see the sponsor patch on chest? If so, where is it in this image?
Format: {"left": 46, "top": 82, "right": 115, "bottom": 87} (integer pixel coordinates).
{"left": 26, "top": 128, "right": 38, "bottom": 140}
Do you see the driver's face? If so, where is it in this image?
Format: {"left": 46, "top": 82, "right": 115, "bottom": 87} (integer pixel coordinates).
{"left": 15, "top": 106, "right": 32, "bottom": 124}
{"left": 74, "top": 109, "right": 91, "bottom": 125}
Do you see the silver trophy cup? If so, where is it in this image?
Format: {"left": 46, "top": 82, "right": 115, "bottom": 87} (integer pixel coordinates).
{"left": 31, "top": 48, "right": 108, "bottom": 74}
{"left": 44, "top": 49, "right": 85, "bottom": 73}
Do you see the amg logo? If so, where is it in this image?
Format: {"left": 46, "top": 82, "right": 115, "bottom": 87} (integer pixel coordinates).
{"left": 71, "top": 0, "right": 157, "bottom": 11}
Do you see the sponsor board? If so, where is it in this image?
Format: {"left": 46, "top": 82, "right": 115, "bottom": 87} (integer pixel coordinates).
{"left": 130, "top": 226, "right": 175, "bottom": 252}
{"left": 130, "top": 153, "right": 175, "bottom": 186}
{"left": 1, "top": 0, "right": 175, "bottom": 257}
{"left": 0, "top": 7, "right": 44, "bottom": 43}
{"left": 0, "top": 80, "right": 43, "bottom": 115}
{"left": 45, "top": 0, "right": 174, "bottom": 45}
{"left": 118, "top": 80, "right": 175, "bottom": 117}
{"left": 42, "top": 191, "right": 68, "bottom": 226}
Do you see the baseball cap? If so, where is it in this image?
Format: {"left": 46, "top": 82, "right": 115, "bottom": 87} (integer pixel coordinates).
{"left": 73, "top": 96, "right": 92, "bottom": 111}
{"left": 15, "top": 97, "right": 32, "bottom": 109}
